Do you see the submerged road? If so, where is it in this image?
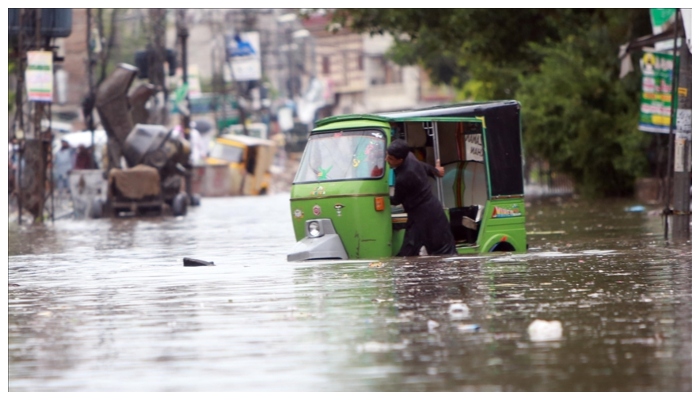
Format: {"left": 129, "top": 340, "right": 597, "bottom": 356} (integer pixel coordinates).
{"left": 8, "top": 193, "right": 692, "bottom": 391}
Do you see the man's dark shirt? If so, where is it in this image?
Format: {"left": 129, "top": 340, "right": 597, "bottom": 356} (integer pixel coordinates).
{"left": 390, "top": 152, "right": 439, "bottom": 212}
{"left": 390, "top": 152, "right": 456, "bottom": 256}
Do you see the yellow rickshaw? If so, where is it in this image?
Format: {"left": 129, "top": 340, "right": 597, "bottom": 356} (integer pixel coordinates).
{"left": 205, "top": 134, "right": 276, "bottom": 195}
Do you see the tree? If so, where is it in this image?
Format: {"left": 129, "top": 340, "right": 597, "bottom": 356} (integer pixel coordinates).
{"left": 332, "top": 8, "right": 654, "bottom": 197}
{"left": 518, "top": 32, "right": 649, "bottom": 197}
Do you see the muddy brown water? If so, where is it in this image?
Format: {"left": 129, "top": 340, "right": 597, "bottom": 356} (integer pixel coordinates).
{"left": 7, "top": 194, "right": 692, "bottom": 391}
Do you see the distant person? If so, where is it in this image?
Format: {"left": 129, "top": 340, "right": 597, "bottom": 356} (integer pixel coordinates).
{"left": 386, "top": 139, "right": 456, "bottom": 256}
{"left": 271, "top": 132, "right": 286, "bottom": 170}
{"left": 53, "top": 140, "right": 74, "bottom": 194}
{"left": 73, "top": 145, "right": 95, "bottom": 169}
{"left": 174, "top": 124, "right": 208, "bottom": 166}
{"left": 188, "top": 125, "right": 208, "bottom": 166}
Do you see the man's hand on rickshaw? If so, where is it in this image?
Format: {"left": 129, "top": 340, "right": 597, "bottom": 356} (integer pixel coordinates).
{"left": 435, "top": 159, "right": 445, "bottom": 177}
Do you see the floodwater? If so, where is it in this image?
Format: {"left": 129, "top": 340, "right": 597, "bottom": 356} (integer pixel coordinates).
{"left": 7, "top": 193, "right": 692, "bottom": 391}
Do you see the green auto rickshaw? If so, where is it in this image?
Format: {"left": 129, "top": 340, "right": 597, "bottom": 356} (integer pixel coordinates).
{"left": 288, "top": 100, "right": 527, "bottom": 261}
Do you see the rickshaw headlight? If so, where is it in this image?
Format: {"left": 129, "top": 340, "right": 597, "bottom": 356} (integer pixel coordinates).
{"left": 307, "top": 221, "right": 323, "bottom": 238}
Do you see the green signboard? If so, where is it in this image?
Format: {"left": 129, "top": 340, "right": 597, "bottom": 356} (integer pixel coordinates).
{"left": 639, "top": 51, "right": 678, "bottom": 134}
{"left": 650, "top": 8, "right": 678, "bottom": 51}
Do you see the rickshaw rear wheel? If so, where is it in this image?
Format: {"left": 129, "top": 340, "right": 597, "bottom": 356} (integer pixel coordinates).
{"left": 490, "top": 242, "right": 516, "bottom": 252}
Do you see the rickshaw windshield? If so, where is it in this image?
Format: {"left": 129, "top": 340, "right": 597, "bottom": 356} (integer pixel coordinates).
{"left": 294, "top": 129, "right": 386, "bottom": 183}
{"left": 209, "top": 141, "right": 244, "bottom": 163}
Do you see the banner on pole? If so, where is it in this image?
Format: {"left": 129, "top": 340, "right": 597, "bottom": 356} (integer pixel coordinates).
{"left": 226, "top": 32, "right": 261, "bottom": 82}
{"left": 26, "top": 51, "right": 53, "bottom": 102}
{"left": 638, "top": 51, "right": 679, "bottom": 134}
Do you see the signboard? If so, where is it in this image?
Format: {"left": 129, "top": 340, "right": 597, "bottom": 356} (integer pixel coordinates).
{"left": 650, "top": 8, "right": 678, "bottom": 52}
{"left": 26, "top": 51, "right": 53, "bottom": 102}
{"left": 226, "top": 32, "right": 261, "bottom": 82}
{"left": 185, "top": 64, "right": 202, "bottom": 98}
{"left": 173, "top": 83, "right": 189, "bottom": 116}
{"left": 465, "top": 134, "right": 483, "bottom": 162}
{"left": 639, "top": 52, "right": 678, "bottom": 134}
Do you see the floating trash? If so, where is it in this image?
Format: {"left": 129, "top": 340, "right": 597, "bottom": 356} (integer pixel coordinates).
{"left": 183, "top": 257, "right": 215, "bottom": 267}
{"left": 457, "top": 324, "right": 481, "bottom": 332}
{"left": 528, "top": 319, "right": 563, "bottom": 342}
{"left": 427, "top": 320, "right": 440, "bottom": 333}
{"left": 448, "top": 302, "right": 470, "bottom": 319}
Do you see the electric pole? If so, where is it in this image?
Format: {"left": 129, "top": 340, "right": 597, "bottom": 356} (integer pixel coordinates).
{"left": 177, "top": 9, "right": 194, "bottom": 203}
{"left": 671, "top": 37, "right": 691, "bottom": 241}
{"left": 17, "top": 9, "right": 54, "bottom": 224}
{"left": 147, "top": 8, "right": 168, "bottom": 125}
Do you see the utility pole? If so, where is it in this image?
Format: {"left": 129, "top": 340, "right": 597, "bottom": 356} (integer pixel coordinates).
{"left": 671, "top": 37, "right": 691, "bottom": 241}
{"left": 177, "top": 9, "right": 194, "bottom": 203}
{"left": 85, "top": 8, "right": 97, "bottom": 168}
{"left": 147, "top": 8, "right": 168, "bottom": 125}
{"left": 21, "top": 9, "right": 53, "bottom": 224}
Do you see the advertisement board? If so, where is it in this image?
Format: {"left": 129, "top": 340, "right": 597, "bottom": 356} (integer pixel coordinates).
{"left": 226, "top": 32, "right": 261, "bottom": 82}
{"left": 638, "top": 51, "right": 678, "bottom": 134}
{"left": 26, "top": 51, "right": 53, "bottom": 102}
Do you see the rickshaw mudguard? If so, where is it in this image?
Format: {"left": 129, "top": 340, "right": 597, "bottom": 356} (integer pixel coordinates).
{"left": 287, "top": 235, "right": 349, "bottom": 261}
{"left": 287, "top": 231, "right": 349, "bottom": 262}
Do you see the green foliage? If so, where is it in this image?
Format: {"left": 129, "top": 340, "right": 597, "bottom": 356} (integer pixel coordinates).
{"left": 518, "top": 22, "right": 650, "bottom": 197}
{"left": 333, "top": 8, "right": 654, "bottom": 197}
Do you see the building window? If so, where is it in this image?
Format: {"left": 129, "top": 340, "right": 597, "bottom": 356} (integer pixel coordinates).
{"left": 368, "top": 55, "right": 402, "bottom": 86}
{"left": 322, "top": 56, "right": 330, "bottom": 75}
{"left": 358, "top": 54, "right": 364, "bottom": 71}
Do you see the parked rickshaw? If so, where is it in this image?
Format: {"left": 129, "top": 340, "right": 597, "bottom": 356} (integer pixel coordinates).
{"left": 287, "top": 100, "right": 527, "bottom": 261}
{"left": 205, "top": 134, "right": 276, "bottom": 196}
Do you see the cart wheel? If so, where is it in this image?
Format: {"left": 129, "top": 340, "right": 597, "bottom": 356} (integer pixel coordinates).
{"left": 172, "top": 193, "right": 188, "bottom": 216}
{"left": 190, "top": 194, "right": 201, "bottom": 206}
{"left": 89, "top": 197, "right": 104, "bottom": 219}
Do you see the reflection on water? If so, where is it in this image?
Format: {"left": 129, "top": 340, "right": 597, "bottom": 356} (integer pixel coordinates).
{"left": 8, "top": 195, "right": 691, "bottom": 391}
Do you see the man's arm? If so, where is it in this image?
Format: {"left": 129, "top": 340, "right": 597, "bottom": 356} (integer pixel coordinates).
{"left": 422, "top": 158, "right": 445, "bottom": 178}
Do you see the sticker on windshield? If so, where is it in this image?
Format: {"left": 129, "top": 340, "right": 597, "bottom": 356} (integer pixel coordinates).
{"left": 311, "top": 185, "right": 325, "bottom": 196}
{"left": 492, "top": 205, "right": 522, "bottom": 218}
{"left": 371, "top": 131, "right": 383, "bottom": 139}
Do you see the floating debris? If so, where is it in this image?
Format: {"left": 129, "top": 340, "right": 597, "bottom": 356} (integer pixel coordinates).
{"left": 183, "top": 257, "right": 215, "bottom": 267}
{"left": 448, "top": 302, "right": 470, "bottom": 319}
{"left": 457, "top": 324, "right": 481, "bottom": 332}
{"left": 528, "top": 319, "right": 563, "bottom": 342}
{"left": 428, "top": 320, "right": 440, "bottom": 333}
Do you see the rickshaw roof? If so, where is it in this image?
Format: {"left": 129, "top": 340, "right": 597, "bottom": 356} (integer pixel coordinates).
{"left": 217, "top": 134, "right": 275, "bottom": 146}
{"left": 314, "top": 100, "right": 519, "bottom": 127}
{"left": 378, "top": 100, "right": 519, "bottom": 120}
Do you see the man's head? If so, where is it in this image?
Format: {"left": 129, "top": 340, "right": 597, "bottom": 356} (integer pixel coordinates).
{"left": 386, "top": 139, "right": 410, "bottom": 169}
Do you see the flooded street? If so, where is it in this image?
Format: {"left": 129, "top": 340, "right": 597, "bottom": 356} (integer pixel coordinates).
{"left": 7, "top": 193, "right": 692, "bottom": 391}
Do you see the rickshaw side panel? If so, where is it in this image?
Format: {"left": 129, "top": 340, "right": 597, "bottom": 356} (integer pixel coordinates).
{"left": 290, "top": 180, "right": 393, "bottom": 259}
{"left": 477, "top": 198, "right": 528, "bottom": 252}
